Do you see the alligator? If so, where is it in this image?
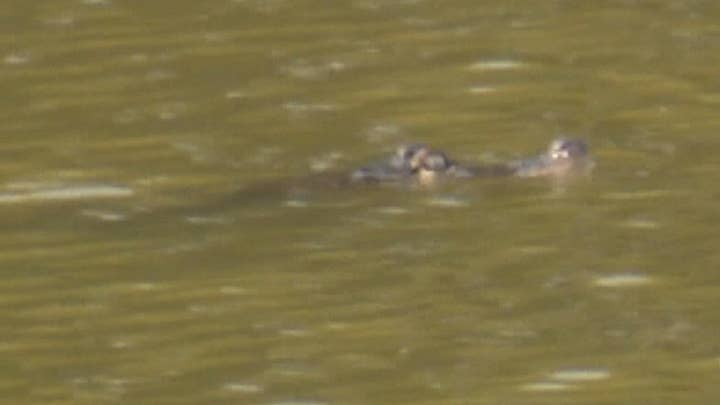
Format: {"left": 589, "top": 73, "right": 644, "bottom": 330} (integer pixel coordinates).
{"left": 349, "top": 138, "right": 591, "bottom": 186}
{"left": 222, "top": 137, "right": 591, "bottom": 208}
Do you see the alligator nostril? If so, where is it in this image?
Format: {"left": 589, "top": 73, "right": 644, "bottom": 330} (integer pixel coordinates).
{"left": 550, "top": 138, "right": 588, "bottom": 159}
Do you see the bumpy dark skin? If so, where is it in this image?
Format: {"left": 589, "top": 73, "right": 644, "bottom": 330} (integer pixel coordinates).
{"left": 349, "top": 143, "right": 498, "bottom": 186}
{"left": 349, "top": 143, "right": 428, "bottom": 184}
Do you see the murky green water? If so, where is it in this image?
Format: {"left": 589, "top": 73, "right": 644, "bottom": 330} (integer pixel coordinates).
{"left": 2, "top": 0, "right": 720, "bottom": 403}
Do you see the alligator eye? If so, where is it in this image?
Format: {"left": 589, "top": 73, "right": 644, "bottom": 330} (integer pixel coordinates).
{"left": 397, "top": 144, "right": 427, "bottom": 161}
{"left": 407, "top": 148, "right": 427, "bottom": 169}
{"left": 421, "top": 152, "right": 451, "bottom": 171}
{"left": 405, "top": 148, "right": 420, "bottom": 160}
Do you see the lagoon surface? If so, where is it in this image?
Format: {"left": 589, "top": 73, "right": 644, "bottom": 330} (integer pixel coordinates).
{"left": 2, "top": 1, "right": 720, "bottom": 403}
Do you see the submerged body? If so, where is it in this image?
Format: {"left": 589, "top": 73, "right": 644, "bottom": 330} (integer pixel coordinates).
{"left": 231, "top": 138, "right": 591, "bottom": 204}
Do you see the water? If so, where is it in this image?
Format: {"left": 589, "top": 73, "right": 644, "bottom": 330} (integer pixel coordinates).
{"left": 2, "top": 0, "right": 720, "bottom": 403}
